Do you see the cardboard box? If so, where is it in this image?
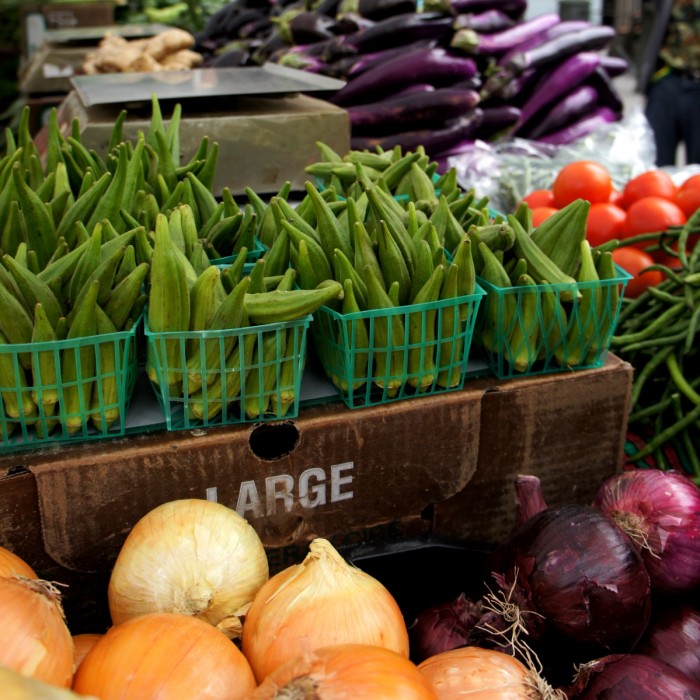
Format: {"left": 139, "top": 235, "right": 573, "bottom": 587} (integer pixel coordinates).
{"left": 0, "top": 387, "right": 482, "bottom": 631}
{"left": 53, "top": 89, "right": 351, "bottom": 196}
{"left": 0, "top": 355, "right": 632, "bottom": 633}
{"left": 20, "top": 3, "right": 115, "bottom": 59}
{"left": 432, "top": 353, "right": 633, "bottom": 545}
{"left": 19, "top": 43, "right": 90, "bottom": 95}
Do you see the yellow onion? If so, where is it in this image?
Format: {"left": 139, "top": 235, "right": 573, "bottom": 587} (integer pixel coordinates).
{"left": 248, "top": 643, "right": 439, "bottom": 699}
{"left": 0, "top": 577, "right": 74, "bottom": 688}
{"left": 72, "top": 612, "right": 257, "bottom": 700}
{"left": 108, "top": 499, "right": 269, "bottom": 637}
{"left": 241, "top": 537, "right": 410, "bottom": 683}
{"left": 0, "top": 665, "right": 98, "bottom": 700}
{"left": 418, "top": 646, "right": 561, "bottom": 700}
{"left": 0, "top": 546, "right": 37, "bottom": 578}
{"left": 71, "top": 634, "right": 103, "bottom": 673}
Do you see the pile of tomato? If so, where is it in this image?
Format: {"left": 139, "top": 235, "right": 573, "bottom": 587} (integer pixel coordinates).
{"left": 521, "top": 161, "right": 700, "bottom": 298}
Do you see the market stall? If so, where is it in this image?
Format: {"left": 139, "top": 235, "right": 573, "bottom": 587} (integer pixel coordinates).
{"left": 1, "top": 1, "right": 699, "bottom": 696}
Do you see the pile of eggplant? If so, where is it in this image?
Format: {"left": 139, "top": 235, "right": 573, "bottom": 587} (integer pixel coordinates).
{"left": 194, "top": 0, "right": 627, "bottom": 159}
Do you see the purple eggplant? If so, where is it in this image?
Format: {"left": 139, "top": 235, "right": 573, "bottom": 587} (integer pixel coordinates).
{"left": 348, "top": 87, "right": 481, "bottom": 134}
{"left": 330, "top": 46, "right": 478, "bottom": 106}
{"left": 350, "top": 108, "right": 484, "bottom": 155}
{"left": 523, "top": 84, "right": 599, "bottom": 139}
{"left": 473, "top": 104, "right": 521, "bottom": 139}
{"left": 209, "top": 47, "right": 252, "bottom": 67}
{"left": 452, "top": 8, "right": 515, "bottom": 34}
{"left": 496, "top": 19, "right": 592, "bottom": 66}
{"left": 504, "top": 24, "right": 616, "bottom": 73}
{"left": 514, "top": 51, "right": 602, "bottom": 128}
{"left": 424, "top": 0, "right": 526, "bottom": 19}
{"left": 450, "top": 11, "right": 559, "bottom": 54}
{"left": 599, "top": 54, "right": 629, "bottom": 77}
{"left": 346, "top": 39, "right": 437, "bottom": 77}
{"left": 337, "top": 0, "right": 417, "bottom": 21}
{"left": 275, "top": 10, "right": 341, "bottom": 45}
{"left": 585, "top": 65, "right": 625, "bottom": 112}
{"left": 538, "top": 105, "right": 619, "bottom": 145}
{"left": 384, "top": 82, "right": 436, "bottom": 98}
{"left": 339, "top": 11, "right": 455, "bottom": 53}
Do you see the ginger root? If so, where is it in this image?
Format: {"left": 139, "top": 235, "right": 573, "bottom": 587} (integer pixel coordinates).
{"left": 83, "top": 28, "right": 201, "bottom": 74}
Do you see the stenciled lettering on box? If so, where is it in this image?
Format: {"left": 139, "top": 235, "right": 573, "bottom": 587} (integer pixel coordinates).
{"left": 205, "top": 462, "right": 354, "bottom": 518}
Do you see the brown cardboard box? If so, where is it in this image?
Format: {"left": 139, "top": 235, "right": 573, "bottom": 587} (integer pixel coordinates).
{"left": 53, "top": 89, "right": 351, "bottom": 196}
{"left": 18, "top": 43, "right": 89, "bottom": 96}
{"left": 20, "top": 3, "right": 115, "bottom": 59}
{"left": 433, "top": 353, "right": 633, "bottom": 545}
{"left": 0, "top": 387, "right": 482, "bottom": 631}
{"left": 0, "top": 355, "right": 632, "bottom": 633}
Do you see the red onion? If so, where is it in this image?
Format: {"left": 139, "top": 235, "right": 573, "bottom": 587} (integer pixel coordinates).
{"left": 636, "top": 604, "right": 700, "bottom": 684}
{"left": 566, "top": 653, "right": 700, "bottom": 699}
{"left": 408, "top": 593, "right": 482, "bottom": 663}
{"left": 485, "top": 477, "right": 652, "bottom": 653}
{"left": 592, "top": 469, "right": 700, "bottom": 594}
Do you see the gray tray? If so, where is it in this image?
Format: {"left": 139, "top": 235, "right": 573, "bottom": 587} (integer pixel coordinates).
{"left": 70, "top": 63, "right": 346, "bottom": 107}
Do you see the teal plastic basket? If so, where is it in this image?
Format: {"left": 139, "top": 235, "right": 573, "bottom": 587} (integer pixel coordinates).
{"left": 144, "top": 313, "right": 311, "bottom": 429}
{"left": 208, "top": 237, "right": 267, "bottom": 266}
{"left": 0, "top": 317, "right": 141, "bottom": 450}
{"left": 476, "top": 265, "right": 632, "bottom": 379}
{"left": 311, "top": 285, "right": 486, "bottom": 409}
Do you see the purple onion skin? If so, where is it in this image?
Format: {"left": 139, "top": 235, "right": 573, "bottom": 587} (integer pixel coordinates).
{"left": 408, "top": 593, "right": 482, "bottom": 664}
{"left": 637, "top": 604, "right": 700, "bottom": 684}
{"left": 593, "top": 469, "right": 700, "bottom": 594}
{"left": 567, "top": 653, "right": 700, "bottom": 699}
{"left": 494, "top": 504, "right": 652, "bottom": 652}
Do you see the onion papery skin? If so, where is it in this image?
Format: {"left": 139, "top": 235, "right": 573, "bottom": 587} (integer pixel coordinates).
{"left": 72, "top": 612, "right": 257, "bottom": 700}
{"left": 71, "top": 634, "right": 103, "bottom": 673}
{"left": 636, "top": 603, "right": 700, "bottom": 684}
{"left": 593, "top": 469, "right": 700, "bottom": 594}
{"left": 0, "top": 665, "right": 98, "bottom": 700}
{"left": 108, "top": 499, "right": 269, "bottom": 635}
{"left": 568, "top": 653, "right": 700, "bottom": 699}
{"left": 0, "top": 576, "right": 74, "bottom": 688}
{"left": 248, "top": 643, "right": 439, "bottom": 699}
{"left": 0, "top": 546, "right": 37, "bottom": 578}
{"left": 493, "top": 504, "right": 652, "bottom": 652}
{"left": 241, "top": 538, "right": 410, "bottom": 683}
{"left": 417, "top": 646, "right": 537, "bottom": 700}
{"left": 409, "top": 593, "right": 483, "bottom": 664}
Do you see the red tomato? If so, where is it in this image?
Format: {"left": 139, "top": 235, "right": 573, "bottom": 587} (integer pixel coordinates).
{"left": 612, "top": 247, "right": 665, "bottom": 298}
{"left": 522, "top": 189, "right": 556, "bottom": 209}
{"left": 674, "top": 175, "right": 700, "bottom": 218}
{"left": 586, "top": 202, "right": 627, "bottom": 247}
{"left": 621, "top": 196, "right": 687, "bottom": 245}
{"left": 531, "top": 206, "right": 558, "bottom": 226}
{"left": 620, "top": 170, "right": 678, "bottom": 208}
{"left": 609, "top": 189, "right": 624, "bottom": 206}
{"left": 552, "top": 161, "right": 613, "bottom": 208}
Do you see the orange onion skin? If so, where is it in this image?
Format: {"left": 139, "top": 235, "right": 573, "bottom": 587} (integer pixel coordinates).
{"left": 71, "top": 634, "right": 103, "bottom": 673}
{"left": 72, "top": 612, "right": 257, "bottom": 700}
{"left": 241, "top": 541, "right": 409, "bottom": 683}
{"left": 0, "top": 546, "right": 37, "bottom": 578}
{"left": 418, "top": 646, "right": 533, "bottom": 700}
{"left": 0, "top": 576, "right": 74, "bottom": 688}
{"left": 248, "top": 643, "right": 439, "bottom": 700}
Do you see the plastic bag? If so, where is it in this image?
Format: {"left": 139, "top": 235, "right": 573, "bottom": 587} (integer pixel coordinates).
{"left": 447, "top": 107, "right": 657, "bottom": 214}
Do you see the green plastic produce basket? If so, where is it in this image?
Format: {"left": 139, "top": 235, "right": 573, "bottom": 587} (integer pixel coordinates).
{"left": 209, "top": 237, "right": 267, "bottom": 266}
{"left": 311, "top": 285, "right": 486, "bottom": 409}
{"left": 0, "top": 318, "right": 141, "bottom": 450}
{"left": 476, "top": 265, "right": 632, "bottom": 379}
{"left": 144, "top": 313, "right": 312, "bottom": 430}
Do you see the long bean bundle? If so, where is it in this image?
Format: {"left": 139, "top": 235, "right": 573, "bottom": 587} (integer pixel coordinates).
{"left": 611, "top": 209, "right": 700, "bottom": 480}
